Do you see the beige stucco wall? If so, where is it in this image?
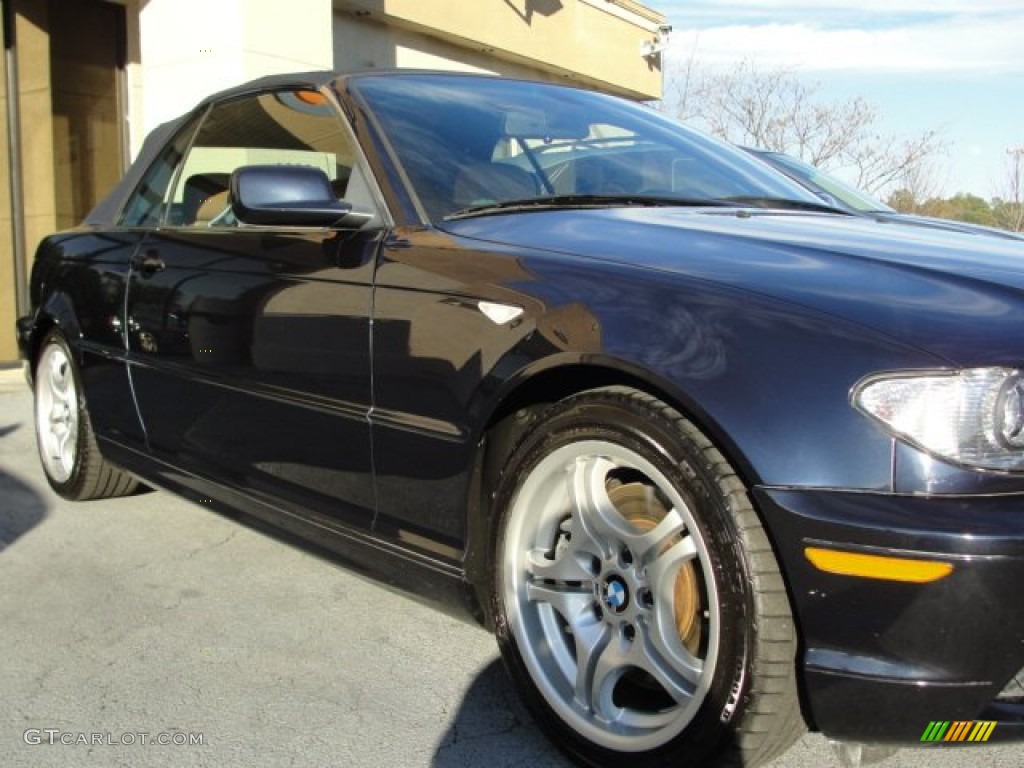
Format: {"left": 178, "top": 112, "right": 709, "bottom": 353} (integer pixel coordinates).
{"left": 17, "top": 6, "right": 56, "bottom": 265}
{"left": 128, "top": 0, "right": 665, "bottom": 150}
{"left": 1, "top": 0, "right": 57, "bottom": 362}
{"left": 332, "top": 0, "right": 665, "bottom": 100}
{"left": 333, "top": 12, "right": 567, "bottom": 83}
{"left": 130, "top": 0, "right": 335, "bottom": 158}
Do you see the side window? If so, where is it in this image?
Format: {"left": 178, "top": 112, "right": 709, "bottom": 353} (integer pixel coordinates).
{"left": 171, "top": 89, "right": 366, "bottom": 228}
{"left": 119, "top": 115, "right": 201, "bottom": 227}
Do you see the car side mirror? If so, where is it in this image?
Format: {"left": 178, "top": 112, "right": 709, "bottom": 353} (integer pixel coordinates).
{"left": 229, "top": 164, "right": 372, "bottom": 229}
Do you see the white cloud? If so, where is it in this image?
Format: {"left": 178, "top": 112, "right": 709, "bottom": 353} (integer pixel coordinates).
{"left": 649, "top": 0, "right": 1024, "bottom": 198}
{"left": 667, "top": 17, "right": 1024, "bottom": 75}
{"left": 663, "top": 0, "right": 1021, "bottom": 17}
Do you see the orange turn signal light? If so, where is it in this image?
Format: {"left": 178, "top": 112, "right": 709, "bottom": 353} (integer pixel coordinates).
{"left": 295, "top": 90, "right": 326, "bottom": 105}
{"left": 804, "top": 547, "right": 953, "bottom": 583}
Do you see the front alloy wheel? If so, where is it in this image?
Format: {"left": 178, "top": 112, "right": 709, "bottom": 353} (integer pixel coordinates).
{"left": 493, "top": 387, "right": 802, "bottom": 767}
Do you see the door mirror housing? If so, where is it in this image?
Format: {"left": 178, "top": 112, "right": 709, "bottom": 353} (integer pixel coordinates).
{"left": 230, "top": 164, "right": 372, "bottom": 228}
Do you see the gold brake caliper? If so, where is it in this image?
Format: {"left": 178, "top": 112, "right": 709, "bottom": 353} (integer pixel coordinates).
{"left": 608, "top": 481, "right": 703, "bottom": 655}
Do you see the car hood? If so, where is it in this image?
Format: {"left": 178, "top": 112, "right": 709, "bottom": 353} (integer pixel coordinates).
{"left": 441, "top": 207, "right": 1024, "bottom": 366}
{"left": 872, "top": 212, "right": 1024, "bottom": 241}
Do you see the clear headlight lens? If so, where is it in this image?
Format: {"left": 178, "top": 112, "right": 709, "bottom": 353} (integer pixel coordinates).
{"left": 853, "top": 368, "right": 1024, "bottom": 472}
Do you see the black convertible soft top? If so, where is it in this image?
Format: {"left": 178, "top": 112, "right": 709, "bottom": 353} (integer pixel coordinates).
{"left": 84, "top": 70, "right": 340, "bottom": 227}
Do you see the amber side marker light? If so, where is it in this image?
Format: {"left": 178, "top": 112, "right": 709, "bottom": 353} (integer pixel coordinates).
{"left": 805, "top": 547, "right": 954, "bottom": 583}
{"left": 295, "top": 90, "right": 326, "bottom": 105}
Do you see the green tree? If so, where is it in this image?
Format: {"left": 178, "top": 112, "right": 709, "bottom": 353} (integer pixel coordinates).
{"left": 887, "top": 189, "right": 917, "bottom": 213}
{"left": 993, "top": 198, "right": 1024, "bottom": 232}
{"left": 917, "top": 194, "right": 992, "bottom": 225}
{"left": 882, "top": 191, "right": 1024, "bottom": 232}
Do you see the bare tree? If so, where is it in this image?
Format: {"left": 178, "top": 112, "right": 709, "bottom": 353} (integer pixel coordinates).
{"left": 997, "top": 147, "right": 1024, "bottom": 232}
{"left": 847, "top": 130, "right": 945, "bottom": 197}
{"left": 889, "top": 155, "right": 944, "bottom": 212}
{"left": 661, "top": 59, "right": 945, "bottom": 197}
{"left": 663, "top": 34, "right": 703, "bottom": 124}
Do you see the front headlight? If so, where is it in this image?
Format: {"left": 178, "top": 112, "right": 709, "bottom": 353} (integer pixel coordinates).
{"left": 853, "top": 368, "right": 1024, "bottom": 472}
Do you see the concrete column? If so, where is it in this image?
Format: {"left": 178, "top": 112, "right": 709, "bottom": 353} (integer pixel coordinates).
{"left": 14, "top": 0, "right": 53, "bottom": 262}
{"left": 0, "top": 2, "right": 14, "bottom": 363}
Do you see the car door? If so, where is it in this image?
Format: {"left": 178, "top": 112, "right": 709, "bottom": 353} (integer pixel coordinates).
{"left": 47, "top": 230, "right": 145, "bottom": 451}
{"left": 49, "top": 118, "right": 204, "bottom": 455}
{"left": 125, "top": 88, "right": 382, "bottom": 529}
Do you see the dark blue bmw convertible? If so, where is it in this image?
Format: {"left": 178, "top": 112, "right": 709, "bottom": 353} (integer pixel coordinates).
{"left": 16, "top": 70, "right": 1024, "bottom": 767}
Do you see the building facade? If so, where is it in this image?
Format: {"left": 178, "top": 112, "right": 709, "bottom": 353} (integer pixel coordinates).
{"left": 0, "top": 0, "right": 665, "bottom": 363}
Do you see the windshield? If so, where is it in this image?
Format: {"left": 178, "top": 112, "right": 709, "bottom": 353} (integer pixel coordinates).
{"left": 351, "top": 73, "right": 824, "bottom": 222}
{"left": 750, "top": 150, "right": 895, "bottom": 214}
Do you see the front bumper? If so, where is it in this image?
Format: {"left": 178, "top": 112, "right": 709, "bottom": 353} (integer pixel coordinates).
{"left": 16, "top": 315, "right": 34, "bottom": 386}
{"left": 755, "top": 487, "right": 1024, "bottom": 743}
{"left": 16, "top": 315, "right": 33, "bottom": 359}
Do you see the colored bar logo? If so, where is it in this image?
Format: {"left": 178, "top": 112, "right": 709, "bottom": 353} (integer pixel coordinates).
{"left": 921, "top": 721, "right": 997, "bottom": 743}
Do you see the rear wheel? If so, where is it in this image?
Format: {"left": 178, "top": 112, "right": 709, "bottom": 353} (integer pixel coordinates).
{"left": 493, "top": 387, "right": 802, "bottom": 767}
{"left": 34, "top": 330, "right": 138, "bottom": 500}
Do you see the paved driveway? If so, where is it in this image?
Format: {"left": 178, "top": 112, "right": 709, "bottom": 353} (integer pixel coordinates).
{"left": 0, "top": 371, "right": 1018, "bottom": 767}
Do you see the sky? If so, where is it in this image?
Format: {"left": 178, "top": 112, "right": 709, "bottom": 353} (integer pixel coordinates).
{"left": 642, "top": 0, "right": 1024, "bottom": 199}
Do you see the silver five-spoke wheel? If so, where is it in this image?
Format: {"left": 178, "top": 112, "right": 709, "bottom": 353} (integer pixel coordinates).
{"left": 493, "top": 388, "right": 802, "bottom": 768}
{"left": 502, "top": 441, "right": 718, "bottom": 751}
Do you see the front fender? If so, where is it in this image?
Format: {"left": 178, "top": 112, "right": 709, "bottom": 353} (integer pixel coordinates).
{"left": 471, "top": 254, "right": 946, "bottom": 493}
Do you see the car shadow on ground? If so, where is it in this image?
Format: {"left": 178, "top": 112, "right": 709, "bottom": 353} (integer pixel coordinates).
{"left": 0, "top": 422, "right": 49, "bottom": 553}
{"left": 432, "top": 658, "right": 573, "bottom": 768}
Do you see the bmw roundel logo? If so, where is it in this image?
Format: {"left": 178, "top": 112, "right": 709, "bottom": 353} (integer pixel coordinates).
{"left": 603, "top": 577, "right": 629, "bottom": 613}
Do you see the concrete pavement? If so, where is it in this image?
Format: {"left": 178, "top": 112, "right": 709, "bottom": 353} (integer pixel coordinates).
{"left": 0, "top": 371, "right": 1019, "bottom": 767}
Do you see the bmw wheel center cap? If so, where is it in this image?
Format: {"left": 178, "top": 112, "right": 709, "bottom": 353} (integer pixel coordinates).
{"left": 603, "top": 576, "right": 629, "bottom": 613}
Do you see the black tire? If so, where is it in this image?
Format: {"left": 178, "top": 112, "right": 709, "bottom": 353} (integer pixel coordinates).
{"left": 33, "top": 330, "right": 138, "bottom": 500}
{"left": 492, "top": 386, "right": 803, "bottom": 768}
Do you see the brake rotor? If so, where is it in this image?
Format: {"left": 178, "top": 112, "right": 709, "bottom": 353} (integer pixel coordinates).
{"left": 607, "top": 480, "right": 703, "bottom": 654}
